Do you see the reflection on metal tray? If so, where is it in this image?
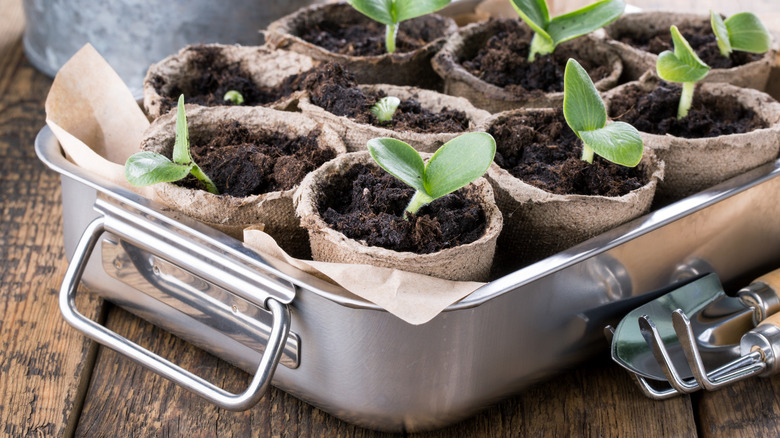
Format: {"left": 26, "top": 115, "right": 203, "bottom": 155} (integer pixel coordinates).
{"left": 37, "top": 125, "right": 780, "bottom": 432}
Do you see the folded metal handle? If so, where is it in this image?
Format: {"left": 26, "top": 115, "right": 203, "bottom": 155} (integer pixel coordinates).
{"left": 60, "top": 216, "right": 291, "bottom": 411}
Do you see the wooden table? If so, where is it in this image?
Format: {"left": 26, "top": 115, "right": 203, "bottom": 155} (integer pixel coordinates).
{"left": 2, "top": 0, "right": 780, "bottom": 436}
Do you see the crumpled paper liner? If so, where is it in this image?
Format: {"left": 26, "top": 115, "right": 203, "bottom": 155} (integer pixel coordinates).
{"left": 243, "top": 228, "right": 486, "bottom": 325}
{"left": 143, "top": 43, "right": 316, "bottom": 119}
{"left": 431, "top": 18, "right": 622, "bottom": 113}
{"left": 45, "top": 44, "right": 491, "bottom": 326}
{"left": 603, "top": 12, "right": 778, "bottom": 90}
{"left": 294, "top": 152, "right": 503, "bottom": 282}
{"left": 297, "top": 83, "right": 491, "bottom": 152}
{"left": 604, "top": 73, "right": 780, "bottom": 202}
{"left": 141, "top": 105, "right": 346, "bottom": 258}
{"left": 45, "top": 44, "right": 153, "bottom": 198}
{"left": 265, "top": 2, "right": 457, "bottom": 90}
{"left": 482, "top": 108, "right": 664, "bottom": 267}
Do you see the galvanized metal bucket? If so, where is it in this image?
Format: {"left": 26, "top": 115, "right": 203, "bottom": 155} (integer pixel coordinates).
{"left": 22, "top": 0, "right": 323, "bottom": 96}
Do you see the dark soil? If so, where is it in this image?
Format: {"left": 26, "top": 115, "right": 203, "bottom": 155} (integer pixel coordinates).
{"left": 609, "top": 82, "right": 767, "bottom": 138}
{"left": 489, "top": 109, "right": 647, "bottom": 196}
{"left": 293, "top": 62, "right": 470, "bottom": 133}
{"left": 178, "top": 121, "right": 336, "bottom": 197}
{"left": 300, "top": 14, "right": 448, "bottom": 56}
{"left": 317, "top": 163, "right": 487, "bottom": 254}
{"left": 615, "top": 21, "right": 762, "bottom": 69}
{"left": 462, "top": 20, "right": 611, "bottom": 95}
{"left": 150, "top": 45, "right": 305, "bottom": 115}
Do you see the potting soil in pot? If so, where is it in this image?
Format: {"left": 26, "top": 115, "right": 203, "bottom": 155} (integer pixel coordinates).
{"left": 294, "top": 62, "right": 470, "bottom": 133}
{"left": 299, "top": 14, "right": 449, "bottom": 56}
{"left": 317, "top": 163, "right": 487, "bottom": 254}
{"left": 490, "top": 109, "right": 649, "bottom": 196}
{"left": 148, "top": 46, "right": 306, "bottom": 114}
{"left": 609, "top": 82, "right": 767, "bottom": 138}
{"left": 462, "top": 20, "right": 611, "bottom": 95}
{"left": 616, "top": 21, "right": 762, "bottom": 70}
{"left": 178, "top": 120, "right": 336, "bottom": 197}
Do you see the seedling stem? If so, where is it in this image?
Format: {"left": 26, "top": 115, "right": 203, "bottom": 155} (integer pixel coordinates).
{"left": 678, "top": 82, "right": 695, "bottom": 119}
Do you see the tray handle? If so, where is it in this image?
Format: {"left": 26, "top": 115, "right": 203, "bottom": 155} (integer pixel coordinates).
{"left": 60, "top": 216, "right": 291, "bottom": 411}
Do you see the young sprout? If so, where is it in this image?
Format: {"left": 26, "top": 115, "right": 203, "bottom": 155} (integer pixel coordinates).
{"left": 370, "top": 96, "right": 401, "bottom": 123}
{"left": 710, "top": 11, "right": 771, "bottom": 58}
{"left": 223, "top": 90, "right": 245, "bottom": 105}
{"left": 346, "top": 0, "right": 451, "bottom": 53}
{"left": 510, "top": 0, "right": 625, "bottom": 62}
{"left": 656, "top": 26, "right": 710, "bottom": 119}
{"left": 367, "top": 132, "right": 495, "bottom": 218}
{"left": 125, "top": 95, "right": 219, "bottom": 194}
{"left": 563, "top": 59, "right": 643, "bottom": 167}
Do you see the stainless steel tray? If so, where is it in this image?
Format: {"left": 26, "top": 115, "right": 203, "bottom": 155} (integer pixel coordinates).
{"left": 36, "top": 125, "right": 780, "bottom": 432}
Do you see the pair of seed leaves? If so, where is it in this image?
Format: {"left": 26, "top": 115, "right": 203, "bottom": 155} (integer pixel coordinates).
{"left": 510, "top": 0, "right": 625, "bottom": 60}
{"left": 124, "top": 95, "right": 219, "bottom": 194}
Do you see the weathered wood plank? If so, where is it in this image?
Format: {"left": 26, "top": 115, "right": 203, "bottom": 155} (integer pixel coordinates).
{"left": 696, "top": 374, "right": 780, "bottom": 437}
{"left": 0, "top": 39, "right": 104, "bottom": 438}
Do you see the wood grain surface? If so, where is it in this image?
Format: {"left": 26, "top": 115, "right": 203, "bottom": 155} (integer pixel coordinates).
{"left": 1, "top": 0, "right": 780, "bottom": 436}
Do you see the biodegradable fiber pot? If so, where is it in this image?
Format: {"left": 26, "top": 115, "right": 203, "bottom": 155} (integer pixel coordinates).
{"left": 141, "top": 105, "right": 346, "bottom": 258}
{"left": 604, "top": 74, "right": 780, "bottom": 201}
{"left": 297, "top": 83, "right": 491, "bottom": 152}
{"left": 144, "top": 43, "right": 316, "bottom": 119}
{"left": 603, "top": 12, "right": 777, "bottom": 89}
{"left": 294, "top": 152, "right": 503, "bottom": 282}
{"left": 483, "top": 109, "right": 664, "bottom": 267}
{"left": 431, "top": 18, "right": 623, "bottom": 113}
{"left": 264, "top": 2, "right": 458, "bottom": 90}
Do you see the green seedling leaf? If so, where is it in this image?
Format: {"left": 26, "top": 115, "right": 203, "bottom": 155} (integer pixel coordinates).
{"left": 424, "top": 132, "right": 496, "bottom": 199}
{"left": 511, "top": 0, "right": 625, "bottom": 60}
{"left": 367, "top": 132, "right": 496, "bottom": 216}
{"left": 509, "top": 0, "right": 551, "bottom": 43}
{"left": 724, "top": 12, "right": 771, "bottom": 54}
{"left": 394, "top": 0, "right": 451, "bottom": 22}
{"left": 125, "top": 152, "right": 194, "bottom": 187}
{"left": 578, "top": 122, "right": 643, "bottom": 167}
{"left": 367, "top": 137, "right": 427, "bottom": 193}
{"left": 563, "top": 58, "right": 643, "bottom": 167}
{"left": 710, "top": 11, "right": 732, "bottom": 56}
{"left": 347, "top": 0, "right": 451, "bottom": 53}
{"left": 546, "top": 0, "right": 625, "bottom": 46}
{"left": 125, "top": 95, "right": 219, "bottom": 194}
{"left": 563, "top": 58, "right": 606, "bottom": 133}
{"left": 370, "top": 96, "right": 401, "bottom": 123}
{"left": 656, "top": 25, "right": 710, "bottom": 83}
{"left": 173, "top": 94, "right": 192, "bottom": 165}
{"left": 223, "top": 90, "right": 245, "bottom": 105}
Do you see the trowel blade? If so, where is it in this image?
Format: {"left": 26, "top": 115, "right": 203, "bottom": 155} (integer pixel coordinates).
{"left": 611, "top": 273, "right": 752, "bottom": 381}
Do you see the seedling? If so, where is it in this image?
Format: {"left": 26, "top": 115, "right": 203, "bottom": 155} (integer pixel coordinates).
{"left": 346, "top": 0, "right": 451, "bottom": 53}
{"left": 510, "top": 0, "right": 625, "bottom": 61}
{"left": 563, "top": 58, "right": 643, "bottom": 167}
{"left": 223, "top": 90, "right": 245, "bottom": 105}
{"left": 656, "top": 26, "right": 710, "bottom": 119}
{"left": 125, "top": 95, "right": 219, "bottom": 194}
{"left": 367, "top": 132, "right": 495, "bottom": 217}
{"left": 370, "top": 96, "right": 401, "bottom": 123}
{"left": 710, "top": 11, "right": 771, "bottom": 58}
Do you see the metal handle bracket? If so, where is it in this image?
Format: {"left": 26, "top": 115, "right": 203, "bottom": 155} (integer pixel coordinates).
{"left": 60, "top": 216, "right": 291, "bottom": 411}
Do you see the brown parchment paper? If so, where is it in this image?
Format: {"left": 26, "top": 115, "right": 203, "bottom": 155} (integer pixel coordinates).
{"left": 45, "top": 43, "right": 486, "bottom": 326}
{"left": 45, "top": 44, "right": 154, "bottom": 198}
{"left": 243, "top": 228, "right": 485, "bottom": 325}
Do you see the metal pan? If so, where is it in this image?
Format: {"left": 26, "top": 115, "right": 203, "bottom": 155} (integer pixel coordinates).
{"left": 36, "top": 125, "right": 780, "bottom": 432}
